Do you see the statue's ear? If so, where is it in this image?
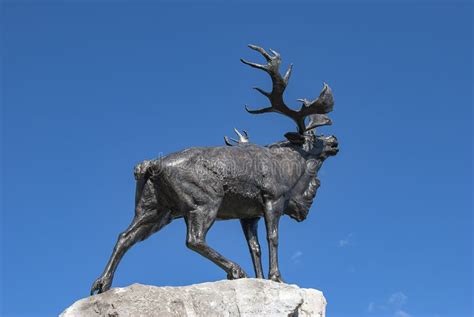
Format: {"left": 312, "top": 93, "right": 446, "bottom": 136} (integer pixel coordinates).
{"left": 284, "top": 132, "right": 305, "bottom": 145}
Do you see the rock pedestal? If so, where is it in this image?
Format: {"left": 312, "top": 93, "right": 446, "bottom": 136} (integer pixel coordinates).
{"left": 61, "top": 279, "right": 326, "bottom": 317}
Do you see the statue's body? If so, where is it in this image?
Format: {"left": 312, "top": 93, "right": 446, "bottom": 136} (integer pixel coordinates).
{"left": 91, "top": 45, "right": 339, "bottom": 295}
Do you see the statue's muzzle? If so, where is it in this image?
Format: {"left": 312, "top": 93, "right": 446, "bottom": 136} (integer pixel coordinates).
{"left": 324, "top": 135, "right": 339, "bottom": 156}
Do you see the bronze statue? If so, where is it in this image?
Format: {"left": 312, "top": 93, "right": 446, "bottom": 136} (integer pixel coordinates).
{"left": 91, "top": 45, "right": 339, "bottom": 295}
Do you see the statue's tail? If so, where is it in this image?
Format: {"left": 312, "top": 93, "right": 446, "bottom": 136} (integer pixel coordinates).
{"left": 133, "top": 159, "right": 155, "bottom": 206}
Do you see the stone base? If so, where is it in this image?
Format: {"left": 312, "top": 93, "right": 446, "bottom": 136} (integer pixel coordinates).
{"left": 61, "top": 279, "right": 326, "bottom": 317}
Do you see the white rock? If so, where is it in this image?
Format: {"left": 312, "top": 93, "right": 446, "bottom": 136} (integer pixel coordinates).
{"left": 60, "top": 279, "right": 326, "bottom": 317}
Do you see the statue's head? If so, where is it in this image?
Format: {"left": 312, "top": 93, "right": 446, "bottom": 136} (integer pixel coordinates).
{"left": 301, "top": 132, "right": 339, "bottom": 160}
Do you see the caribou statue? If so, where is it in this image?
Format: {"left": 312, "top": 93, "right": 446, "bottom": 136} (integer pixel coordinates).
{"left": 91, "top": 45, "right": 339, "bottom": 295}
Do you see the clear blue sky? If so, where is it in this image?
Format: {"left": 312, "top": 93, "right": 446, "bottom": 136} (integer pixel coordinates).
{"left": 1, "top": 1, "right": 472, "bottom": 317}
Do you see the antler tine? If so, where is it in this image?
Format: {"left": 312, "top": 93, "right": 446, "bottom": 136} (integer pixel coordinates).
{"left": 233, "top": 128, "right": 249, "bottom": 143}
{"left": 253, "top": 87, "right": 271, "bottom": 98}
{"left": 244, "top": 105, "right": 273, "bottom": 114}
{"left": 240, "top": 58, "right": 267, "bottom": 71}
{"left": 248, "top": 44, "right": 272, "bottom": 62}
{"left": 224, "top": 136, "right": 234, "bottom": 146}
{"left": 268, "top": 48, "right": 280, "bottom": 58}
{"left": 283, "top": 64, "right": 293, "bottom": 85}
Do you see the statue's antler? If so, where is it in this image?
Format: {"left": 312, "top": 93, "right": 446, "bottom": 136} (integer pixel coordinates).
{"left": 224, "top": 128, "right": 249, "bottom": 146}
{"left": 241, "top": 44, "right": 334, "bottom": 134}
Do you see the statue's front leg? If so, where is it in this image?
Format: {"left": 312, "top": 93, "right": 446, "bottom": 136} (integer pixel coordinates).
{"left": 263, "top": 198, "right": 285, "bottom": 283}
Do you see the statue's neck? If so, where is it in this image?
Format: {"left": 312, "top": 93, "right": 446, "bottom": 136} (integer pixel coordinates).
{"left": 285, "top": 157, "right": 323, "bottom": 221}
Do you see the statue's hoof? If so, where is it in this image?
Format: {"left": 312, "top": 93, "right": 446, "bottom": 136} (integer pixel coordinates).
{"left": 90, "top": 276, "right": 112, "bottom": 295}
{"left": 227, "top": 266, "right": 248, "bottom": 280}
{"left": 269, "top": 273, "right": 284, "bottom": 283}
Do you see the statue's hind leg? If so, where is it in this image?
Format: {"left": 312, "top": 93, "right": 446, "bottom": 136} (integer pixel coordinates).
{"left": 185, "top": 205, "right": 248, "bottom": 280}
{"left": 240, "top": 217, "right": 264, "bottom": 279}
{"left": 91, "top": 179, "right": 171, "bottom": 295}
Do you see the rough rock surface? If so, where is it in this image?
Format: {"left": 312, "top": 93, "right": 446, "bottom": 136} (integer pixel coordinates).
{"left": 61, "top": 279, "right": 326, "bottom": 317}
